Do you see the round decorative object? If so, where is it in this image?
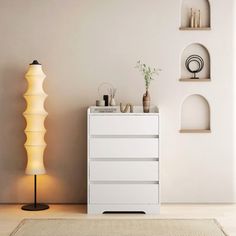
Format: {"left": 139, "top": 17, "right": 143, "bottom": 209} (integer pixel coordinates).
{"left": 185, "top": 55, "right": 204, "bottom": 79}
{"left": 98, "top": 82, "right": 114, "bottom": 99}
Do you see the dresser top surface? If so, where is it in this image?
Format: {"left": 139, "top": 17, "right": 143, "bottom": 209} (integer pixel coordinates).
{"left": 88, "top": 106, "right": 159, "bottom": 115}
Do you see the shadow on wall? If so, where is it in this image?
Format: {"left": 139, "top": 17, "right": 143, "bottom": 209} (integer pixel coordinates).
{"left": 43, "top": 106, "right": 88, "bottom": 203}
{"left": 0, "top": 65, "right": 27, "bottom": 202}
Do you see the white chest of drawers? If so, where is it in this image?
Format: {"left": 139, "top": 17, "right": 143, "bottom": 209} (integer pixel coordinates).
{"left": 87, "top": 106, "right": 160, "bottom": 214}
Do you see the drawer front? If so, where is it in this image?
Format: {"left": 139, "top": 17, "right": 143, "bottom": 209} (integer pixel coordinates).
{"left": 89, "top": 115, "right": 158, "bottom": 135}
{"left": 90, "top": 138, "right": 158, "bottom": 158}
{"left": 90, "top": 184, "right": 159, "bottom": 204}
{"left": 90, "top": 161, "right": 159, "bottom": 181}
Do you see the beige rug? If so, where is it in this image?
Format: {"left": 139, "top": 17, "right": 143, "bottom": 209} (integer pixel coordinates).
{"left": 11, "top": 219, "right": 227, "bottom": 236}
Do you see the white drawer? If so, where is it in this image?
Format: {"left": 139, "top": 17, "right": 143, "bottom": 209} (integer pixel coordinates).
{"left": 90, "top": 184, "right": 159, "bottom": 204}
{"left": 90, "top": 138, "right": 158, "bottom": 158}
{"left": 89, "top": 115, "right": 158, "bottom": 135}
{"left": 90, "top": 161, "right": 159, "bottom": 181}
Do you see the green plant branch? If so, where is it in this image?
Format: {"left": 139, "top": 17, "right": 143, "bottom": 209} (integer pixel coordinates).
{"left": 135, "top": 60, "right": 161, "bottom": 90}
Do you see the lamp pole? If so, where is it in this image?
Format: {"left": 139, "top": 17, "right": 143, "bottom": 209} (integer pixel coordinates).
{"left": 22, "top": 175, "right": 49, "bottom": 211}
{"left": 34, "top": 175, "right": 37, "bottom": 208}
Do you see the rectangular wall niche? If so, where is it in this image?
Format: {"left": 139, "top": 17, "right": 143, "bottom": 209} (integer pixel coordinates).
{"left": 180, "top": 0, "right": 211, "bottom": 30}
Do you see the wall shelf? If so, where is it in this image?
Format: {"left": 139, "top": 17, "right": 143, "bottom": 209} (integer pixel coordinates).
{"left": 179, "top": 78, "right": 211, "bottom": 82}
{"left": 180, "top": 129, "right": 211, "bottom": 133}
{"left": 179, "top": 1, "right": 212, "bottom": 134}
{"left": 179, "top": 27, "right": 211, "bottom": 31}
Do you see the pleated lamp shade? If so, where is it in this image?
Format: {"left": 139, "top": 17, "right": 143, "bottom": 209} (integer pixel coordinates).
{"left": 23, "top": 60, "right": 48, "bottom": 175}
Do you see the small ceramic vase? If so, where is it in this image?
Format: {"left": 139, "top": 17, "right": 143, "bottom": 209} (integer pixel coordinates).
{"left": 110, "top": 98, "right": 116, "bottom": 106}
{"left": 143, "top": 90, "right": 151, "bottom": 113}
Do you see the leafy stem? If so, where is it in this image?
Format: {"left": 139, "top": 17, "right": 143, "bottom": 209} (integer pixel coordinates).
{"left": 135, "top": 60, "right": 161, "bottom": 91}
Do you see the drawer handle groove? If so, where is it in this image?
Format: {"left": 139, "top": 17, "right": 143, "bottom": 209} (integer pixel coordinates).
{"left": 90, "top": 135, "right": 159, "bottom": 139}
{"left": 90, "top": 158, "right": 159, "bottom": 161}
{"left": 90, "top": 181, "right": 159, "bottom": 184}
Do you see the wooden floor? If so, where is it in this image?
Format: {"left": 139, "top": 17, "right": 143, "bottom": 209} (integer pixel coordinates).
{"left": 1, "top": 204, "right": 236, "bottom": 236}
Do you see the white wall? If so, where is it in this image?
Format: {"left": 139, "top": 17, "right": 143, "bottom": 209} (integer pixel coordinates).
{"left": 0, "top": 0, "right": 235, "bottom": 203}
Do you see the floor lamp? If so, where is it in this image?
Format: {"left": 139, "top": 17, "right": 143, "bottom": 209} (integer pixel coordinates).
{"left": 22, "top": 60, "right": 49, "bottom": 211}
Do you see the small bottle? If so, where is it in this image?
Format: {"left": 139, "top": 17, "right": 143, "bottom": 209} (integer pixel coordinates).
{"left": 190, "top": 8, "right": 194, "bottom": 28}
{"left": 110, "top": 97, "right": 116, "bottom": 106}
{"left": 194, "top": 11, "right": 198, "bottom": 28}
{"left": 103, "top": 95, "right": 109, "bottom": 106}
{"left": 198, "top": 10, "right": 201, "bottom": 28}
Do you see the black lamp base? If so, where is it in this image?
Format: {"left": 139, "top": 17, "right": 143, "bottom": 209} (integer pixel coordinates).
{"left": 21, "top": 203, "right": 49, "bottom": 211}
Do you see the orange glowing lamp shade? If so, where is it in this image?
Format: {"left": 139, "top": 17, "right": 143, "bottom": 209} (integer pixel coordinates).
{"left": 23, "top": 60, "right": 48, "bottom": 175}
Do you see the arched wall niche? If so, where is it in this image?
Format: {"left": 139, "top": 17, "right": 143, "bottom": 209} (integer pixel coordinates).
{"left": 180, "top": 0, "right": 211, "bottom": 30}
{"left": 180, "top": 94, "right": 211, "bottom": 133}
{"left": 180, "top": 43, "right": 210, "bottom": 81}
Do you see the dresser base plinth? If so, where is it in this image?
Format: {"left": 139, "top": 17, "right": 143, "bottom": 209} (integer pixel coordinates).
{"left": 87, "top": 204, "right": 160, "bottom": 215}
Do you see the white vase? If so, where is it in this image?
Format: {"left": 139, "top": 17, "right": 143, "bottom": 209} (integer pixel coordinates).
{"left": 110, "top": 98, "right": 116, "bottom": 106}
